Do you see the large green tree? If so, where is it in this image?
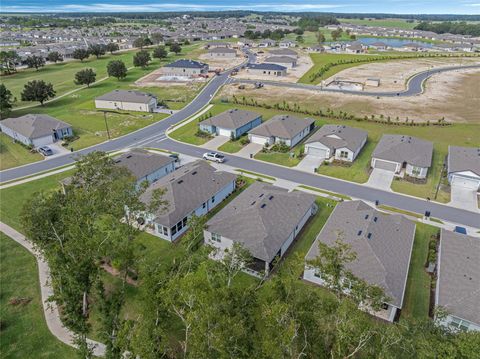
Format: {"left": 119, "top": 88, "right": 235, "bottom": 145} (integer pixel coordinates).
{"left": 25, "top": 55, "right": 45, "bottom": 71}
{"left": 107, "top": 60, "right": 127, "bottom": 80}
{"left": 106, "top": 42, "right": 119, "bottom": 54}
{"left": 74, "top": 68, "right": 96, "bottom": 87}
{"left": 169, "top": 42, "right": 182, "bottom": 55}
{"left": 152, "top": 46, "right": 168, "bottom": 60}
{"left": 21, "top": 80, "right": 55, "bottom": 105}
{"left": 88, "top": 44, "right": 106, "bottom": 59}
{"left": 133, "top": 50, "right": 151, "bottom": 69}
{"left": 47, "top": 51, "right": 63, "bottom": 63}
{"left": 0, "top": 84, "right": 14, "bottom": 118}
{"left": 73, "top": 48, "right": 90, "bottom": 62}
{"left": 0, "top": 50, "right": 20, "bottom": 74}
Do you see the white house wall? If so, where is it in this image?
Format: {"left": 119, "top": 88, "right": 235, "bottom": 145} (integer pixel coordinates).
{"left": 406, "top": 163, "right": 429, "bottom": 179}
{"left": 0, "top": 124, "right": 33, "bottom": 146}
{"left": 333, "top": 147, "right": 355, "bottom": 162}
{"left": 95, "top": 99, "right": 157, "bottom": 112}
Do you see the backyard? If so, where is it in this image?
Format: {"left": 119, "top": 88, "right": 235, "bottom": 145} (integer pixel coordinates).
{"left": 0, "top": 133, "right": 43, "bottom": 171}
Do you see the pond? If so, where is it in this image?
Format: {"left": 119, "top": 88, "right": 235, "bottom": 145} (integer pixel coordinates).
{"left": 358, "top": 37, "right": 433, "bottom": 48}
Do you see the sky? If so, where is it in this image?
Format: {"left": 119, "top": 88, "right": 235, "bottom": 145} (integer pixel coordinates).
{"left": 1, "top": 0, "right": 479, "bottom": 14}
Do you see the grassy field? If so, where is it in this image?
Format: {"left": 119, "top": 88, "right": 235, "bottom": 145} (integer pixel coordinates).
{"left": 338, "top": 18, "right": 419, "bottom": 30}
{"left": 284, "top": 30, "right": 351, "bottom": 46}
{"left": 402, "top": 223, "right": 439, "bottom": 319}
{"left": 0, "top": 233, "right": 77, "bottom": 358}
{"left": 0, "top": 133, "right": 43, "bottom": 171}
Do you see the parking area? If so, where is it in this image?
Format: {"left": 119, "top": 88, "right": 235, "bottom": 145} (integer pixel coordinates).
{"left": 295, "top": 155, "right": 325, "bottom": 173}
{"left": 199, "top": 136, "right": 230, "bottom": 150}
{"left": 235, "top": 142, "right": 263, "bottom": 158}
{"left": 41, "top": 143, "right": 71, "bottom": 159}
{"left": 365, "top": 168, "right": 395, "bottom": 190}
{"left": 449, "top": 184, "right": 480, "bottom": 212}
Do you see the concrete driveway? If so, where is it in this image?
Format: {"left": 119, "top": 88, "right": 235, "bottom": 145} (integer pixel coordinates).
{"left": 200, "top": 136, "right": 230, "bottom": 150}
{"left": 43, "top": 143, "right": 71, "bottom": 159}
{"left": 450, "top": 184, "right": 480, "bottom": 212}
{"left": 295, "top": 155, "right": 324, "bottom": 173}
{"left": 365, "top": 168, "right": 395, "bottom": 191}
{"left": 236, "top": 142, "right": 263, "bottom": 158}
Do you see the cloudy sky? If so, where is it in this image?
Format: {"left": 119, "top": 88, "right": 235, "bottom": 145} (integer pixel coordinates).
{"left": 2, "top": 0, "right": 479, "bottom": 14}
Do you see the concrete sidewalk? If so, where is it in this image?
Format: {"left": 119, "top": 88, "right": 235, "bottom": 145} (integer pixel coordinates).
{"left": 0, "top": 222, "right": 106, "bottom": 357}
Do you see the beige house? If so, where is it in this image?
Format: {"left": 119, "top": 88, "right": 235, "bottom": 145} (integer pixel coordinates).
{"left": 95, "top": 90, "right": 157, "bottom": 112}
{"left": 207, "top": 47, "right": 237, "bottom": 58}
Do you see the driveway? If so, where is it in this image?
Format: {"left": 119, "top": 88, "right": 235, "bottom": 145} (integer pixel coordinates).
{"left": 43, "top": 143, "right": 71, "bottom": 159}
{"left": 450, "top": 184, "right": 480, "bottom": 212}
{"left": 295, "top": 155, "right": 324, "bottom": 173}
{"left": 236, "top": 142, "right": 263, "bottom": 158}
{"left": 200, "top": 136, "right": 230, "bottom": 150}
{"left": 365, "top": 168, "right": 395, "bottom": 191}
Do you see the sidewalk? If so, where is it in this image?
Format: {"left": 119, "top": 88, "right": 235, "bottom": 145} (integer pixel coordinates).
{"left": 0, "top": 222, "right": 106, "bottom": 357}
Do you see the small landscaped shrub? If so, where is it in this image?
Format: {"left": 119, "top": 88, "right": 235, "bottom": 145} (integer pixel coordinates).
{"left": 270, "top": 142, "right": 290, "bottom": 153}
{"left": 240, "top": 137, "right": 250, "bottom": 145}
{"left": 195, "top": 129, "right": 213, "bottom": 138}
{"left": 323, "top": 160, "right": 329, "bottom": 166}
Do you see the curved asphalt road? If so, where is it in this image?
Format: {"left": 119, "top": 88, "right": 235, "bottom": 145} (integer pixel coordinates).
{"left": 1, "top": 58, "right": 479, "bottom": 227}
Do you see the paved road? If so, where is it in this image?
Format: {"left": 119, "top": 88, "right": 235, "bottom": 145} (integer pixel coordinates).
{"left": 232, "top": 64, "right": 480, "bottom": 97}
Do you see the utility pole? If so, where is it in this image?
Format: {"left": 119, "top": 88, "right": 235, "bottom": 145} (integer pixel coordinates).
{"left": 102, "top": 111, "right": 111, "bottom": 140}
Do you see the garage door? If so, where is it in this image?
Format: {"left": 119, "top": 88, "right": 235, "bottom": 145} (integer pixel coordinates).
{"left": 32, "top": 135, "right": 54, "bottom": 148}
{"left": 452, "top": 175, "right": 480, "bottom": 190}
{"left": 306, "top": 146, "right": 328, "bottom": 158}
{"left": 373, "top": 159, "right": 398, "bottom": 172}
{"left": 218, "top": 128, "right": 233, "bottom": 137}
{"left": 250, "top": 135, "right": 269, "bottom": 145}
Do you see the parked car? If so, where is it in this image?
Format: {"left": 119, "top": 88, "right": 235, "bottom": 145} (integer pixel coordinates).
{"left": 38, "top": 146, "right": 54, "bottom": 156}
{"left": 203, "top": 152, "right": 225, "bottom": 163}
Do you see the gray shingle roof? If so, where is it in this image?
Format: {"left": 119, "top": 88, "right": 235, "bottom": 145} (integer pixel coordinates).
{"left": 306, "top": 125, "right": 368, "bottom": 153}
{"left": 0, "top": 114, "right": 71, "bottom": 140}
{"left": 268, "top": 48, "right": 298, "bottom": 57}
{"left": 437, "top": 230, "right": 480, "bottom": 325}
{"left": 199, "top": 109, "right": 261, "bottom": 130}
{"left": 164, "top": 59, "right": 208, "bottom": 69}
{"left": 246, "top": 63, "right": 287, "bottom": 71}
{"left": 112, "top": 149, "right": 174, "bottom": 180}
{"left": 248, "top": 115, "right": 314, "bottom": 140}
{"left": 206, "top": 182, "right": 316, "bottom": 262}
{"left": 306, "top": 200, "right": 415, "bottom": 308}
{"left": 208, "top": 47, "right": 236, "bottom": 54}
{"left": 448, "top": 146, "right": 480, "bottom": 177}
{"left": 96, "top": 89, "right": 156, "bottom": 104}
{"left": 372, "top": 134, "right": 433, "bottom": 168}
{"left": 264, "top": 56, "right": 296, "bottom": 64}
{"left": 140, "top": 161, "right": 236, "bottom": 227}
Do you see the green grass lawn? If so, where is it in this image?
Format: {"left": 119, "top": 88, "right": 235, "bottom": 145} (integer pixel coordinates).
{"left": 0, "top": 233, "right": 78, "bottom": 358}
{"left": 217, "top": 138, "right": 246, "bottom": 153}
{"left": 402, "top": 223, "right": 439, "bottom": 319}
{"left": 338, "top": 18, "right": 419, "bottom": 30}
{"left": 254, "top": 144, "right": 304, "bottom": 167}
{"left": 284, "top": 30, "right": 351, "bottom": 46}
{"left": 0, "top": 133, "right": 43, "bottom": 171}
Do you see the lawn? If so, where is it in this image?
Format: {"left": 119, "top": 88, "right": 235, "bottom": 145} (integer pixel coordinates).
{"left": 0, "top": 233, "right": 78, "bottom": 358}
{"left": 338, "top": 18, "right": 418, "bottom": 30}
{"left": 217, "top": 138, "right": 247, "bottom": 153}
{"left": 402, "top": 223, "right": 439, "bottom": 319}
{"left": 284, "top": 30, "right": 351, "bottom": 46}
{"left": 254, "top": 144, "right": 304, "bottom": 167}
{"left": 0, "top": 133, "right": 43, "bottom": 171}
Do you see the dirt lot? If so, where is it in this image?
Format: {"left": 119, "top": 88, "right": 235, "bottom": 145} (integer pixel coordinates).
{"left": 324, "top": 57, "right": 480, "bottom": 92}
{"left": 219, "top": 67, "right": 480, "bottom": 123}
{"left": 234, "top": 47, "right": 313, "bottom": 83}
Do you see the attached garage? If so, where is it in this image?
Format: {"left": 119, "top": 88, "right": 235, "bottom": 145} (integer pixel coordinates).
{"left": 250, "top": 135, "right": 270, "bottom": 145}
{"left": 32, "top": 135, "right": 55, "bottom": 147}
{"left": 451, "top": 175, "right": 480, "bottom": 190}
{"left": 373, "top": 158, "right": 398, "bottom": 172}
{"left": 218, "top": 128, "right": 233, "bottom": 137}
{"left": 305, "top": 145, "right": 328, "bottom": 158}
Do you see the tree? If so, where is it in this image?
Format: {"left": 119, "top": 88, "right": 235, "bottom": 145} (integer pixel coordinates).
{"left": 133, "top": 37, "right": 152, "bottom": 49}
{"left": 25, "top": 55, "right": 45, "bottom": 71}
{"left": 0, "top": 50, "right": 20, "bottom": 74}
{"left": 106, "top": 42, "right": 119, "bottom": 54}
{"left": 169, "top": 42, "right": 182, "bottom": 54}
{"left": 107, "top": 60, "right": 127, "bottom": 80}
{"left": 21, "top": 80, "right": 55, "bottom": 105}
{"left": 152, "top": 46, "right": 168, "bottom": 60}
{"left": 88, "top": 44, "right": 106, "bottom": 59}
{"left": 317, "top": 32, "right": 326, "bottom": 43}
{"left": 331, "top": 30, "right": 341, "bottom": 41}
{"left": 73, "top": 48, "right": 90, "bottom": 62}
{"left": 47, "top": 51, "right": 63, "bottom": 63}
{"left": 0, "top": 84, "right": 14, "bottom": 118}
{"left": 133, "top": 50, "right": 151, "bottom": 69}
{"left": 296, "top": 35, "right": 304, "bottom": 43}
{"left": 151, "top": 32, "right": 164, "bottom": 45}
{"left": 74, "top": 68, "right": 96, "bottom": 87}
{"left": 217, "top": 243, "right": 252, "bottom": 287}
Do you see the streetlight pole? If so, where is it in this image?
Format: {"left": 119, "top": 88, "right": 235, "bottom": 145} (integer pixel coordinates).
{"left": 102, "top": 111, "right": 111, "bottom": 140}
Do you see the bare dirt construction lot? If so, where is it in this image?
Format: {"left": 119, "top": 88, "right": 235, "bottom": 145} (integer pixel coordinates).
{"left": 234, "top": 47, "right": 313, "bottom": 83}
{"left": 324, "top": 57, "right": 480, "bottom": 93}
{"left": 219, "top": 67, "right": 480, "bottom": 123}
{"left": 198, "top": 51, "right": 246, "bottom": 70}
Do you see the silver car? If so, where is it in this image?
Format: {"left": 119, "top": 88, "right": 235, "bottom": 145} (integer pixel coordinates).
{"left": 203, "top": 152, "right": 225, "bottom": 163}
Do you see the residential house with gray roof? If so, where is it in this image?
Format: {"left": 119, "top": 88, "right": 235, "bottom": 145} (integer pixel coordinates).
{"left": 268, "top": 48, "right": 298, "bottom": 58}
{"left": 205, "top": 182, "right": 317, "bottom": 276}
{"left": 138, "top": 161, "right": 236, "bottom": 241}
{"left": 305, "top": 125, "right": 368, "bottom": 162}
{"left": 447, "top": 146, "right": 480, "bottom": 191}
{"left": 0, "top": 114, "right": 73, "bottom": 148}
{"left": 207, "top": 47, "right": 237, "bottom": 58}
{"left": 199, "top": 109, "right": 262, "bottom": 139}
{"left": 435, "top": 229, "right": 480, "bottom": 331}
{"left": 162, "top": 59, "right": 209, "bottom": 77}
{"left": 245, "top": 63, "right": 287, "bottom": 76}
{"left": 371, "top": 134, "right": 433, "bottom": 179}
{"left": 95, "top": 90, "right": 158, "bottom": 112}
{"left": 304, "top": 200, "right": 415, "bottom": 322}
{"left": 264, "top": 55, "right": 297, "bottom": 68}
{"left": 248, "top": 115, "right": 315, "bottom": 147}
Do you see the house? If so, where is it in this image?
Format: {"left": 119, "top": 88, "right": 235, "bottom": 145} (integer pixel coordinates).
{"left": 162, "top": 59, "right": 209, "bottom": 77}
{"left": 304, "top": 200, "right": 416, "bottom": 322}
{"left": 279, "top": 40, "right": 296, "bottom": 48}
{"left": 369, "top": 42, "right": 388, "bottom": 50}
{"left": 371, "top": 135, "right": 433, "bottom": 179}
{"left": 447, "top": 146, "right": 480, "bottom": 191}
{"left": 268, "top": 48, "right": 298, "bottom": 58}
{"left": 435, "top": 229, "right": 480, "bottom": 331}
{"left": 199, "top": 109, "right": 262, "bottom": 139}
{"left": 0, "top": 114, "right": 73, "bottom": 148}
{"left": 248, "top": 115, "right": 315, "bottom": 147}
{"left": 345, "top": 43, "right": 365, "bottom": 54}
{"left": 304, "top": 125, "right": 368, "bottom": 162}
{"left": 245, "top": 63, "right": 287, "bottom": 77}
{"left": 264, "top": 56, "right": 297, "bottom": 68}
{"left": 205, "top": 182, "right": 317, "bottom": 276}
{"left": 207, "top": 47, "right": 237, "bottom": 58}
{"left": 138, "top": 161, "right": 236, "bottom": 241}
{"left": 307, "top": 45, "right": 325, "bottom": 52}
{"left": 95, "top": 90, "right": 157, "bottom": 112}
{"left": 258, "top": 39, "right": 276, "bottom": 47}
{"left": 207, "top": 42, "right": 230, "bottom": 48}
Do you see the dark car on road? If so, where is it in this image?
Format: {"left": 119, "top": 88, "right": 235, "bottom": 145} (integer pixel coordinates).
{"left": 38, "top": 146, "right": 54, "bottom": 156}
